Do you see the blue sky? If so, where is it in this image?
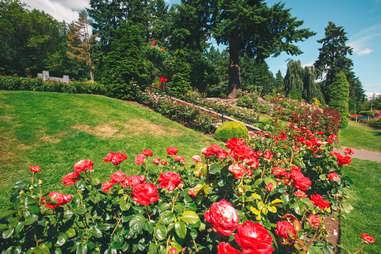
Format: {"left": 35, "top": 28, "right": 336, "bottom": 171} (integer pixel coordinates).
{"left": 27, "top": 0, "right": 381, "bottom": 95}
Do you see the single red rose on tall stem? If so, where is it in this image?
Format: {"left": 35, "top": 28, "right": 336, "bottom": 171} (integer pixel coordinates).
{"left": 29, "top": 165, "right": 41, "bottom": 173}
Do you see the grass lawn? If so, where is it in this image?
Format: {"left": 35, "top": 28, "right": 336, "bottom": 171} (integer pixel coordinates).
{"left": 0, "top": 91, "right": 219, "bottom": 208}
{"left": 339, "top": 121, "right": 381, "bottom": 152}
{"left": 340, "top": 159, "right": 381, "bottom": 253}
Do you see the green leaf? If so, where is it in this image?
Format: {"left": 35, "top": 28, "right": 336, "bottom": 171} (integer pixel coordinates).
{"left": 90, "top": 225, "right": 102, "bottom": 238}
{"left": 76, "top": 243, "right": 88, "bottom": 254}
{"left": 160, "top": 211, "right": 175, "bottom": 224}
{"left": 119, "top": 199, "right": 131, "bottom": 211}
{"left": 209, "top": 164, "right": 220, "bottom": 174}
{"left": 65, "top": 227, "right": 76, "bottom": 238}
{"left": 24, "top": 214, "right": 38, "bottom": 225}
{"left": 175, "top": 221, "right": 187, "bottom": 239}
{"left": 148, "top": 243, "right": 158, "bottom": 254}
{"left": 56, "top": 232, "right": 68, "bottom": 247}
{"left": 28, "top": 205, "right": 40, "bottom": 214}
{"left": 34, "top": 244, "right": 50, "bottom": 254}
{"left": 64, "top": 209, "right": 73, "bottom": 220}
{"left": 308, "top": 246, "right": 324, "bottom": 254}
{"left": 129, "top": 214, "right": 146, "bottom": 234}
{"left": 181, "top": 210, "right": 200, "bottom": 225}
{"left": 154, "top": 224, "right": 167, "bottom": 241}
{"left": 2, "top": 227, "right": 14, "bottom": 239}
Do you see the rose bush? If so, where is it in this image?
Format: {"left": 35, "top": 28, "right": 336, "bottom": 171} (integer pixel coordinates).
{"left": 1, "top": 122, "right": 371, "bottom": 254}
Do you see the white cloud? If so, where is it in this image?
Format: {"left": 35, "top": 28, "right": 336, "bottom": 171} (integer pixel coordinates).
{"left": 23, "top": 0, "right": 89, "bottom": 23}
{"left": 349, "top": 24, "right": 381, "bottom": 56}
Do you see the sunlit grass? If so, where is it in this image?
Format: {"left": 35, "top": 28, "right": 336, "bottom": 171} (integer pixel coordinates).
{"left": 339, "top": 121, "right": 381, "bottom": 152}
{"left": 0, "top": 91, "right": 218, "bottom": 208}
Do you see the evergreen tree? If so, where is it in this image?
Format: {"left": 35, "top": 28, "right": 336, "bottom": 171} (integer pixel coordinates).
{"left": 101, "top": 22, "right": 152, "bottom": 87}
{"left": 328, "top": 71, "right": 350, "bottom": 128}
{"left": 213, "top": 1, "right": 315, "bottom": 97}
{"left": 314, "top": 22, "right": 353, "bottom": 102}
{"left": 274, "top": 70, "right": 284, "bottom": 89}
{"left": 66, "top": 10, "right": 95, "bottom": 81}
{"left": 240, "top": 57, "right": 275, "bottom": 95}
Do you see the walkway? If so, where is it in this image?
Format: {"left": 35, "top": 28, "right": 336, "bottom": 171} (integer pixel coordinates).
{"left": 338, "top": 148, "right": 381, "bottom": 163}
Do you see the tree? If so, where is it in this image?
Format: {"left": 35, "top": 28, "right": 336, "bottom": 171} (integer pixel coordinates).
{"left": 302, "top": 66, "right": 325, "bottom": 104}
{"left": 213, "top": 1, "right": 315, "bottom": 97}
{"left": 274, "top": 70, "right": 284, "bottom": 90}
{"left": 314, "top": 22, "right": 353, "bottom": 102}
{"left": 67, "top": 10, "right": 95, "bottom": 81}
{"left": 0, "top": 0, "right": 61, "bottom": 75}
{"left": 284, "top": 60, "right": 304, "bottom": 100}
{"left": 240, "top": 57, "right": 274, "bottom": 95}
{"left": 101, "top": 22, "right": 152, "bottom": 87}
{"left": 328, "top": 71, "right": 349, "bottom": 128}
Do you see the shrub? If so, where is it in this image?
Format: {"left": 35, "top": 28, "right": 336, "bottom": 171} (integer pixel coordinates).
{"left": 0, "top": 127, "right": 359, "bottom": 253}
{"left": 359, "top": 110, "right": 375, "bottom": 117}
{"left": 214, "top": 121, "right": 248, "bottom": 141}
{"left": 367, "top": 119, "right": 381, "bottom": 129}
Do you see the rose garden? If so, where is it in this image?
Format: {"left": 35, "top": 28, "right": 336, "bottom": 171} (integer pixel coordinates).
{"left": 1, "top": 1, "right": 381, "bottom": 253}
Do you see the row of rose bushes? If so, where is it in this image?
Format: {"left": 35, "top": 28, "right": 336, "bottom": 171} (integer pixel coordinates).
{"left": 0, "top": 122, "right": 375, "bottom": 253}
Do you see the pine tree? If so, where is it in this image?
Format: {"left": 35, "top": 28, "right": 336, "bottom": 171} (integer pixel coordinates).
{"left": 66, "top": 10, "right": 95, "bottom": 81}
{"left": 302, "top": 66, "right": 325, "bottom": 104}
{"left": 328, "top": 71, "right": 350, "bottom": 128}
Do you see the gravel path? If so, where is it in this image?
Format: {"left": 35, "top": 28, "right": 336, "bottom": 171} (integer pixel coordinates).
{"left": 338, "top": 148, "right": 381, "bottom": 163}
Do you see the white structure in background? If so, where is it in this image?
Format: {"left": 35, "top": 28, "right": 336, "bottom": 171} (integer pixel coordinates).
{"left": 37, "top": 70, "right": 69, "bottom": 83}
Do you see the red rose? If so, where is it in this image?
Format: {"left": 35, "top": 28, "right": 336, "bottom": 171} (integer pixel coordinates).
{"left": 153, "top": 158, "right": 161, "bottom": 165}
{"left": 290, "top": 165, "right": 301, "bottom": 172}
{"left": 125, "top": 175, "right": 145, "bottom": 188}
{"left": 217, "top": 242, "right": 241, "bottom": 254}
{"left": 226, "top": 138, "right": 246, "bottom": 149}
{"left": 157, "top": 171, "right": 182, "bottom": 191}
{"left": 344, "top": 148, "right": 355, "bottom": 155}
{"left": 135, "top": 153, "right": 146, "bottom": 165}
{"left": 161, "top": 160, "right": 167, "bottom": 166}
{"left": 188, "top": 188, "right": 197, "bottom": 197}
{"left": 45, "top": 192, "right": 72, "bottom": 209}
{"left": 327, "top": 173, "right": 340, "bottom": 182}
{"left": 264, "top": 151, "right": 273, "bottom": 160}
{"left": 62, "top": 172, "right": 80, "bottom": 185}
{"left": 204, "top": 200, "right": 239, "bottom": 236}
{"left": 201, "top": 147, "right": 212, "bottom": 157}
{"left": 228, "top": 162, "right": 248, "bottom": 179}
{"left": 361, "top": 233, "right": 375, "bottom": 244}
{"left": 310, "top": 194, "right": 330, "bottom": 209}
{"left": 256, "top": 151, "right": 264, "bottom": 157}
{"left": 74, "top": 160, "right": 94, "bottom": 173}
{"left": 152, "top": 40, "right": 156, "bottom": 45}
{"left": 29, "top": 165, "right": 41, "bottom": 173}
{"left": 110, "top": 171, "right": 127, "bottom": 183}
{"left": 166, "top": 146, "right": 178, "bottom": 155}
{"left": 174, "top": 156, "right": 185, "bottom": 165}
{"left": 234, "top": 221, "right": 274, "bottom": 254}
{"left": 104, "top": 152, "right": 127, "bottom": 165}
{"left": 308, "top": 214, "right": 320, "bottom": 229}
{"left": 168, "top": 248, "right": 177, "bottom": 254}
{"left": 143, "top": 149, "right": 153, "bottom": 156}
{"left": 294, "top": 190, "right": 308, "bottom": 198}
{"left": 272, "top": 167, "right": 287, "bottom": 177}
{"left": 102, "top": 180, "right": 114, "bottom": 193}
{"left": 132, "top": 183, "right": 160, "bottom": 205}
{"left": 291, "top": 171, "right": 311, "bottom": 191}
{"left": 275, "top": 221, "right": 296, "bottom": 239}
{"left": 266, "top": 183, "right": 274, "bottom": 192}
{"left": 192, "top": 155, "right": 202, "bottom": 162}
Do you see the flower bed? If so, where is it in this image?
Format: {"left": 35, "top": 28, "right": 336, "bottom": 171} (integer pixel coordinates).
{"left": 1, "top": 120, "right": 375, "bottom": 254}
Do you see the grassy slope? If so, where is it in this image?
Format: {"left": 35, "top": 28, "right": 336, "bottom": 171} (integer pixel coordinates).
{"left": 0, "top": 91, "right": 218, "bottom": 207}
{"left": 340, "top": 159, "right": 381, "bottom": 253}
{"left": 339, "top": 121, "right": 381, "bottom": 152}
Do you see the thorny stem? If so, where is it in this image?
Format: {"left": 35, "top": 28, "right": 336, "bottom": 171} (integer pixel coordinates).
{"left": 240, "top": 177, "right": 245, "bottom": 209}
{"left": 193, "top": 239, "right": 199, "bottom": 252}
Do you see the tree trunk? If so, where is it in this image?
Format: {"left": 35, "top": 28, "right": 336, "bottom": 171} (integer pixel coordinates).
{"left": 228, "top": 38, "right": 241, "bottom": 98}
